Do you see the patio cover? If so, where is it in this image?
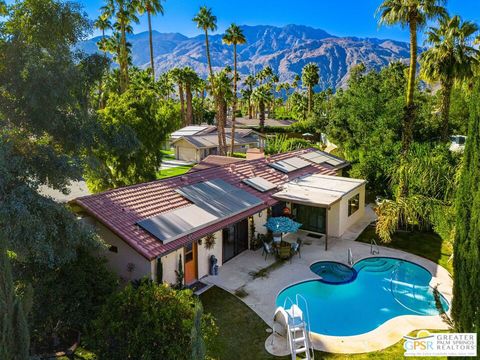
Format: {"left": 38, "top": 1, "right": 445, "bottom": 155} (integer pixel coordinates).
{"left": 273, "top": 174, "right": 366, "bottom": 207}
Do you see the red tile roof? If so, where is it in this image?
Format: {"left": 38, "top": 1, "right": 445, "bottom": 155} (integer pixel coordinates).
{"left": 188, "top": 155, "right": 245, "bottom": 173}
{"left": 72, "top": 149, "right": 338, "bottom": 260}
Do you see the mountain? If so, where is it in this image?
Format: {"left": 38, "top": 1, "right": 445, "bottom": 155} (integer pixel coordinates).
{"left": 79, "top": 24, "right": 411, "bottom": 90}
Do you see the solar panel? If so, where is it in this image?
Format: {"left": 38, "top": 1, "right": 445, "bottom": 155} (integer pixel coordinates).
{"left": 176, "top": 179, "right": 263, "bottom": 218}
{"left": 283, "top": 156, "right": 310, "bottom": 169}
{"left": 269, "top": 160, "right": 297, "bottom": 173}
{"left": 242, "top": 177, "right": 277, "bottom": 192}
{"left": 300, "top": 150, "right": 346, "bottom": 167}
{"left": 137, "top": 204, "right": 218, "bottom": 243}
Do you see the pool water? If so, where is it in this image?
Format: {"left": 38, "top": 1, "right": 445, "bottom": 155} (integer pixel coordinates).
{"left": 276, "top": 257, "right": 449, "bottom": 336}
{"left": 310, "top": 261, "right": 356, "bottom": 284}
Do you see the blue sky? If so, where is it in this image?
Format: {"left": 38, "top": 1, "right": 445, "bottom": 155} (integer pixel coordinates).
{"left": 13, "top": 0, "right": 480, "bottom": 42}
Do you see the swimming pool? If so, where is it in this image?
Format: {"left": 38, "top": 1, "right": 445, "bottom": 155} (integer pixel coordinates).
{"left": 276, "top": 257, "right": 449, "bottom": 336}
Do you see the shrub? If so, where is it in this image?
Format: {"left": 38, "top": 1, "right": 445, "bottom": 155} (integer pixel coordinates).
{"left": 90, "top": 281, "right": 217, "bottom": 360}
{"left": 14, "top": 250, "right": 118, "bottom": 351}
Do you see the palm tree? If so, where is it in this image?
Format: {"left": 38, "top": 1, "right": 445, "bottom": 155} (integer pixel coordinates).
{"left": 193, "top": 6, "right": 217, "bottom": 78}
{"left": 183, "top": 67, "right": 200, "bottom": 126}
{"left": 223, "top": 23, "right": 246, "bottom": 155}
{"left": 252, "top": 84, "right": 272, "bottom": 132}
{"left": 270, "top": 73, "right": 279, "bottom": 117}
{"left": 244, "top": 75, "right": 256, "bottom": 119}
{"left": 292, "top": 74, "right": 301, "bottom": 89}
{"left": 377, "top": 0, "right": 447, "bottom": 153}
{"left": 170, "top": 68, "right": 186, "bottom": 124}
{"left": 157, "top": 72, "right": 174, "bottom": 100}
{"left": 94, "top": 15, "right": 112, "bottom": 109}
{"left": 420, "top": 15, "right": 480, "bottom": 141}
{"left": 210, "top": 69, "right": 233, "bottom": 155}
{"left": 302, "top": 63, "right": 320, "bottom": 115}
{"left": 137, "top": 0, "right": 164, "bottom": 80}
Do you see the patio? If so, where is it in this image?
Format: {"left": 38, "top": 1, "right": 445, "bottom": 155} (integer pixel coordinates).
{"left": 202, "top": 206, "right": 453, "bottom": 354}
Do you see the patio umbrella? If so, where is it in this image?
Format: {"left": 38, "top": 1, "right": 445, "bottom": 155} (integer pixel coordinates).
{"left": 264, "top": 216, "right": 302, "bottom": 233}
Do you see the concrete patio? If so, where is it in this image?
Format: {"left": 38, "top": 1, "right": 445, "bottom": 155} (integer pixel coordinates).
{"left": 202, "top": 205, "right": 453, "bottom": 354}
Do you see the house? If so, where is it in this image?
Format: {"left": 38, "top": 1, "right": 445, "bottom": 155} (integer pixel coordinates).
{"left": 171, "top": 128, "right": 266, "bottom": 163}
{"left": 71, "top": 149, "right": 365, "bottom": 285}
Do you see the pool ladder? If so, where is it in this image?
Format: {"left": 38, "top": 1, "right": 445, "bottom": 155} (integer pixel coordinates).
{"left": 370, "top": 238, "right": 380, "bottom": 255}
{"left": 273, "top": 295, "right": 314, "bottom": 360}
{"left": 347, "top": 248, "right": 354, "bottom": 266}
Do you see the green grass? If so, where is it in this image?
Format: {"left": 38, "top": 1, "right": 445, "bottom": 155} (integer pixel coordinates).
{"left": 156, "top": 165, "right": 193, "bottom": 179}
{"left": 356, "top": 227, "right": 453, "bottom": 274}
{"left": 160, "top": 149, "right": 175, "bottom": 158}
{"left": 200, "top": 286, "right": 446, "bottom": 360}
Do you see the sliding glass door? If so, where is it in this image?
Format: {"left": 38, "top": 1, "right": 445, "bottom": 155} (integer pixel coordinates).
{"left": 292, "top": 204, "right": 326, "bottom": 234}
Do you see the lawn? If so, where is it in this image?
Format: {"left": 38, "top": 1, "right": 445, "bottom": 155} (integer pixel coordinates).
{"left": 200, "top": 286, "right": 446, "bottom": 360}
{"left": 156, "top": 164, "right": 193, "bottom": 179}
{"left": 356, "top": 227, "right": 453, "bottom": 274}
{"left": 160, "top": 149, "right": 175, "bottom": 158}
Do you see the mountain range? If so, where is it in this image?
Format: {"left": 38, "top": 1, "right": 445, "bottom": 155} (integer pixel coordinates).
{"left": 78, "top": 24, "right": 411, "bottom": 90}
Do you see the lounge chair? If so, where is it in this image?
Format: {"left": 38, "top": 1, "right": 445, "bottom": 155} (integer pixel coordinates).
{"left": 262, "top": 241, "right": 274, "bottom": 261}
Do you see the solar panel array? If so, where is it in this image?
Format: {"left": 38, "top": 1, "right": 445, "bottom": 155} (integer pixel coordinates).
{"left": 268, "top": 156, "right": 311, "bottom": 173}
{"left": 242, "top": 176, "right": 277, "bottom": 192}
{"left": 176, "top": 179, "right": 263, "bottom": 218}
{"left": 137, "top": 204, "right": 218, "bottom": 243}
{"left": 300, "top": 150, "right": 346, "bottom": 167}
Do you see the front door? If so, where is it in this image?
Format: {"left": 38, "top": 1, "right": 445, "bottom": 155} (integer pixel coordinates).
{"left": 222, "top": 219, "right": 248, "bottom": 262}
{"left": 293, "top": 204, "right": 326, "bottom": 234}
{"left": 184, "top": 242, "right": 197, "bottom": 284}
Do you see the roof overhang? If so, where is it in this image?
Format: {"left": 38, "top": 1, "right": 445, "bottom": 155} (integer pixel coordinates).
{"left": 273, "top": 174, "right": 366, "bottom": 207}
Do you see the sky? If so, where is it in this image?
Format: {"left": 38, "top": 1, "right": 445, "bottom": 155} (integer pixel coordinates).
{"left": 17, "top": 0, "right": 480, "bottom": 42}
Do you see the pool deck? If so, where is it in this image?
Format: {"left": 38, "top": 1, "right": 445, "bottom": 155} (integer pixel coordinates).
{"left": 202, "top": 205, "right": 453, "bottom": 354}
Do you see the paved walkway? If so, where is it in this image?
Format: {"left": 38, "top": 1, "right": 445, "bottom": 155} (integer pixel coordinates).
{"left": 203, "top": 206, "right": 453, "bottom": 354}
{"left": 159, "top": 159, "right": 194, "bottom": 170}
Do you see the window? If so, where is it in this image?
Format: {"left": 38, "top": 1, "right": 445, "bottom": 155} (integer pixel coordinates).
{"left": 108, "top": 245, "right": 118, "bottom": 253}
{"left": 348, "top": 194, "right": 360, "bottom": 217}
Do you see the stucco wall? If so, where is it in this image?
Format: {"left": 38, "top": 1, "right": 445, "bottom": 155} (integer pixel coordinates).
{"left": 327, "top": 201, "right": 342, "bottom": 237}
{"left": 197, "top": 230, "right": 223, "bottom": 278}
{"left": 159, "top": 248, "right": 183, "bottom": 285}
{"left": 174, "top": 139, "right": 199, "bottom": 162}
{"left": 96, "top": 222, "right": 152, "bottom": 281}
{"left": 338, "top": 183, "right": 366, "bottom": 236}
{"left": 252, "top": 209, "right": 268, "bottom": 237}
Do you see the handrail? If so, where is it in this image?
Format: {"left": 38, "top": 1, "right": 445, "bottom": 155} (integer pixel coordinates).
{"left": 348, "top": 248, "right": 354, "bottom": 266}
{"left": 370, "top": 238, "right": 380, "bottom": 255}
{"left": 296, "top": 294, "right": 315, "bottom": 360}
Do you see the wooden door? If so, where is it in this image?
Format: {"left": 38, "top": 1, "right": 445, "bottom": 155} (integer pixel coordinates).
{"left": 184, "top": 242, "right": 197, "bottom": 284}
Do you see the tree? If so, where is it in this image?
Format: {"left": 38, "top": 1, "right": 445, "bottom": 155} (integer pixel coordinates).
{"left": 377, "top": 0, "right": 447, "bottom": 153}
{"left": 252, "top": 84, "right": 272, "bottom": 132}
{"left": 0, "top": 238, "right": 31, "bottom": 360}
{"left": 137, "top": 0, "right": 164, "bottom": 80}
{"left": 0, "top": 0, "right": 106, "bottom": 267}
{"left": 223, "top": 23, "right": 246, "bottom": 155}
{"left": 451, "top": 83, "right": 480, "bottom": 333}
{"left": 420, "top": 15, "right": 480, "bottom": 141}
{"left": 191, "top": 300, "right": 206, "bottom": 360}
{"left": 210, "top": 69, "right": 233, "bottom": 154}
{"left": 193, "top": 6, "right": 217, "bottom": 78}
{"left": 101, "top": 0, "right": 139, "bottom": 92}
{"left": 183, "top": 67, "right": 200, "bottom": 126}
{"left": 170, "top": 67, "right": 187, "bottom": 123}
{"left": 91, "top": 281, "right": 217, "bottom": 360}
{"left": 302, "top": 62, "right": 320, "bottom": 114}
{"left": 94, "top": 14, "right": 112, "bottom": 109}
{"left": 244, "top": 75, "right": 257, "bottom": 119}
{"left": 84, "top": 87, "right": 181, "bottom": 192}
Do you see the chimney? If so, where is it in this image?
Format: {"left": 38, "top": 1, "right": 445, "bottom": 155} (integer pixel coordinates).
{"left": 246, "top": 148, "right": 265, "bottom": 161}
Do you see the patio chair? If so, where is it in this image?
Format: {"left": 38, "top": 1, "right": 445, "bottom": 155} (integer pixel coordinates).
{"left": 262, "top": 241, "right": 274, "bottom": 261}
{"left": 272, "top": 232, "right": 282, "bottom": 245}
{"left": 292, "top": 238, "right": 303, "bottom": 259}
{"left": 278, "top": 243, "right": 291, "bottom": 261}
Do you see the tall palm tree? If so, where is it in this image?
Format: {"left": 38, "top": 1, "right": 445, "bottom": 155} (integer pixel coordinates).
{"left": 292, "top": 74, "right": 301, "bottom": 90}
{"left": 302, "top": 63, "right": 320, "bottom": 115}
{"left": 420, "top": 15, "right": 480, "bottom": 141}
{"left": 244, "top": 75, "right": 256, "bottom": 119}
{"left": 223, "top": 23, "right": 246, "bottom": 155}
{"left": 137, "top": 0, "right": 164, "bottom": 80}
{"left": 211, "top": 69, "right": 233, "bottom": 155}
{"left": 270, "top": 73, "right": 279, "bottom": 117}
{"left": 169, "top": 68, "right": 186, "bottom": 124}
{"left": 94, "top": 15, "right": 112, "bottom": 109}
{"left": 252, "top": 84, "right": 272, "bottom": 132}
{"left": 193, "top": 6, "right": 217, "bottom": 78}
{"left": 183, "top": 67, "right": 200, "bottom": 126}
{"left": 377, "top": 0, "right": 447, "bottom": 153}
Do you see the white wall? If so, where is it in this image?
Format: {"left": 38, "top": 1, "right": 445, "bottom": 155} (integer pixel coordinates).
{"left": 338, "top": 183, "right": 366, "bottom": 236}
{"left": 327, "top": 201, "right": 342, "bottom": 237}
{"left": 159, "top": 248, "right": 183, "bottom": 285}
{"left": 197, "top": 230, "right": 223, "bottom": 278}
{"left": 174, "top": 139, "right": 198, "bottom": 162}
{"left": 96, "top": 222, "right": 152, "bottom": 281}
{"left": 252, "top": 209, "right": 268, "bottom": 237}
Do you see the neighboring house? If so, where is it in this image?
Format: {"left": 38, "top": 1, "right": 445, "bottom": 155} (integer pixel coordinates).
{"left": 228, "top": 117, "right": 295, "bottom": 128}
{"left": 71, "top": 149, "right": 365, "bottom": 285}
{"left": 170, "top": 125, "right": 216, "bottom": 141}
{"left": 188, "top": 155, "right": 245, "bottom": 173}
{"left": 172, "top": 128, "right": 266, "bottom": 163}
